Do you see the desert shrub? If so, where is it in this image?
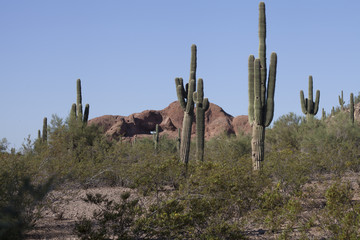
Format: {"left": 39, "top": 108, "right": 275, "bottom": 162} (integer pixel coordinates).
{"left": 74, "top": 192, "right": 142, "bottom": 240}
{"left": 264, "top": 150, "right": 316, "bottom": 194}
{"left": 206, "top": 132, "right": 251, "bottom": 162}
{"left": 266, "top": 112, "right": 303, "bottom": 151}
{"left": 318, "top": 181, "right": 360, "bottom": 239}
{"left": 0, "top": 152, "right": 53, "bottom": 239}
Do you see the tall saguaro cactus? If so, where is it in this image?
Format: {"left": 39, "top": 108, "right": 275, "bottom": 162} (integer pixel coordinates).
{"left": 339, "top": 90, "right": 345, "bottom": 110}
{"left": 175, "top": 44, "right": 197, "bottom": 165}
{"left": 193, "top": 78, "right": 209, "bottom": 162}
{"left": 300, "top": 76, "right": 320, "bottom": 120}
{"left": 248, "top": 2, "right": 277, "bottom": 171}
{"left": 71, "top": 79, "right": 90, "bottom": 125}
{"left": 350, "top": 93, "right": 354, "bottom": 124}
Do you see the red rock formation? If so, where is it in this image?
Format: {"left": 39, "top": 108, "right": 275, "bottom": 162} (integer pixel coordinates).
{"left": 88, "top": 101, "right": 251, "bottom": 141}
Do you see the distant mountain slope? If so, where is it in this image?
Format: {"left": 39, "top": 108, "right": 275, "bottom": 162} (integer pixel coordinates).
{"left": 88, "top": 101, "right": 251, "bottom": 141}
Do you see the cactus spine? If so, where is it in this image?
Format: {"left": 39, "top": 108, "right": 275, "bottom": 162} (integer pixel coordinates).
{"left": 193, "top": 78, "right": 209, "bottom": 161}
{"left": 248, "top": 2, "right": 277, "bottom": 171}
{"left": 350, "top": 93, "right": 354, "bottom": 124}
{"left": 300, "top": 76, "right": 320, "bottom": 120}
{"left": 42, "top": 117, "right": 47, "bottom": 142}
{"left": 175, "top": 44, "right": 197, "bottom": 165}
{"left": 71, "top": 79, "right": 90, "bottom": 125}
{"left": 153, "top": 124, "right": 159, "bottom": 151}
{"left": 339, "top": 90, "right": 345, "bottom": 110}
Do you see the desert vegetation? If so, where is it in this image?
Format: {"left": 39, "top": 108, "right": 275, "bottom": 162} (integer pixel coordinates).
{"left": 1, "top": 2, "right": 360, "bottom": 240}
{"left": 1, "top": 105, "right": 360, "bottom": 239}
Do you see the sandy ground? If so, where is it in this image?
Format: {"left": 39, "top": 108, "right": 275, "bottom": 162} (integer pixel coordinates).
{"left": 25, "top": 172, "right": 360, "bottom": 240}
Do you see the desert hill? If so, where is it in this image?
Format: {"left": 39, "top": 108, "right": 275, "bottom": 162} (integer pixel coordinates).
{"left": 88, "top": 101, "right": 251, "bottom": 141}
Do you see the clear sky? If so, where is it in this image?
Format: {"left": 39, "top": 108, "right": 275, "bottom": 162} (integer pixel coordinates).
{"left": 1, "top": 1, "right": 359, "bottom": 149}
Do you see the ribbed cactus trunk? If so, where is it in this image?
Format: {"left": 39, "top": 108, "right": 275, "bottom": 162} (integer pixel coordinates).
{"left": 175, "top": 44, "right": 197, "bottom": 165}
{"left": 176, "top": 128, "right": 181, "bottom": 153}
{"left": 248, "top": 2, "right": 277, "bottom": 171}
{"left": 193, "top": 78, "right": 209, "bottom": 162}
{"left": 251, "top": 125, "right": 265, "bottom": 170}
{"left": 180, "top": 113, "right": 193, "bottom": 164}
{"left": 300, "top": 76, "right": 320, "bottom": 121}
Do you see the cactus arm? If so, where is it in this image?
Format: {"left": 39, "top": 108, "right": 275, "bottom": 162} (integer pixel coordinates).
{"left": 70, "top": 103, "right": 77, "bottom": 121}
{"left": 313, "top": 90, "right": 320, "bottom": 115}
{"left": 300, "top": 90, "right": 307, "bottom": 114}
{"left": 264, "top": 52, "right": 277, "bottom": 127}
{"left": 175, "top": 78, "right": 187, "bottom": 110}
{"left": 185, "top": 79, "right": 195, "bottom": 114}
{"left": 83, "top": 104, "right": 90, "bottom": 123}
{"left": 254, "top": 59, "right": 262, "bottom": 125}
{"left": 248, "top": 55, "right": 255, "bottom": 125}
{"left": 203, "top": 98, "right": 209, "bottom": 111}
{"left": 193, "top": 91, "right": 198, "bottom": 103}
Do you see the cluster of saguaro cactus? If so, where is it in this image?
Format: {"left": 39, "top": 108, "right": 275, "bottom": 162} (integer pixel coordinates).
{"left": 70, "top": 79, "right": 90, "bottom": 125}
{"left": 38, "top": 117, "right": 48, "bottom": 143}
{"left": 153, "top": 124, "right": 159, "bottom": 151}
{"left": 350, "top": 93, "right": 354, "bottom": 124}
{"left": 300, "top": 76, "right": 320, "bottom": 120}
{"left": 339, "top": 90, "right": 345, "bottom": 110}
{"left": 175, "top": 44, "right": 197, "bottom": 165}
{"left": 193, "top": 78, "right": 209, "bottom": 162}
{"left": 248, "top": 2, "right": 277, "bottom": 171}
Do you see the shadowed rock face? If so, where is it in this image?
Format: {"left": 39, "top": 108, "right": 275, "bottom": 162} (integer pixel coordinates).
{"left": 88, "top": 101, "right": 251, "bottom": 141}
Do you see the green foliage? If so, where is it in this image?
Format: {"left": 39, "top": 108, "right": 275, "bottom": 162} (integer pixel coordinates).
{"left": 0, "top": 152, "right": 53, "bottom": 239}
{"left": 318, "top": 182, "right": 360, "bottom": 239}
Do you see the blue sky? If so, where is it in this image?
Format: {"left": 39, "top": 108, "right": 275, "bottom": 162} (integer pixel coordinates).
{"left": 1, "top": 1, "right": 359, "bottom": 149}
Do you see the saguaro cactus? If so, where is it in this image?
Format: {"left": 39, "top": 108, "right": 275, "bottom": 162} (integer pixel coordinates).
{"left": 350, "top": 93, "right": 354, "bottom": 124}
{"left": 71, "top": 79, "right": 90, "bottom": 125}
{"left": 248, "top": 2, "right": 277, "bottom": 171}
{"left": 153, "top": 124, "right": 159, "bottom": 151}
{"left": 339, "top": 90, "right": 345, "bottom": 110}
{"left": 300, "top": 76, "right": 320, "bottom": 120}
{"left": 193, "top": 78, "right": 209, "bottom": 161}
{"left": 321, "top": 108, "right": 326, "bottom": 121}
{"left": 42, "top": 117, "right": 47, "bottom": 142}
{"left": 175, "top": 44, "right": 197, "bottom": 165}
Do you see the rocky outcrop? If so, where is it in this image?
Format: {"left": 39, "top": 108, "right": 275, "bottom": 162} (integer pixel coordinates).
{"left": 88, "top": 101, "right": 251, "bottom": 141}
